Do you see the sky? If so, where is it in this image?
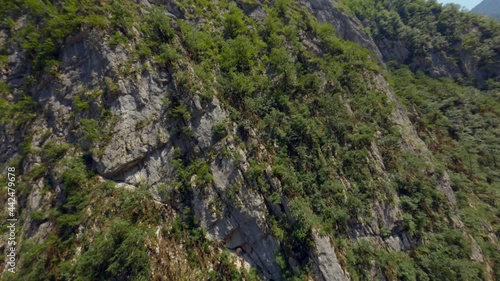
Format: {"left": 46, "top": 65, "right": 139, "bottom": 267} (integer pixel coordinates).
{"left": 437, "top": 0, "right": 483, "bottom": 10}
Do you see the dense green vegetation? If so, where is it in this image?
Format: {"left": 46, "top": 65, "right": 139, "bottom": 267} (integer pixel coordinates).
{"left": 343, "top": 0, "right": 500, "bottom": 89}
{"left": 390, "top": 66, "right": 500, "bottom": 280}
{"left": 1, "top": 0, "right": 498, "bottom": 280}
{"left": 75, "top": 219, "right": 151, "bottom": 281}
{"left": 0, "top": 80, "right": 37, "bottom": 126}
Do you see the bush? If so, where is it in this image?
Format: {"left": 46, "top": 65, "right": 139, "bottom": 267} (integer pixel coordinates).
{"left": 0, "top": 93, "right": 38, "bottom": 125}
{"left": 80, "top": 118, "right": 110, "bottom": 150}
{"left": 220, "top": 36, "right": 258, "bottom": 72}
{"left": 179, "top": 20, "right": 216, "bottom": 61}
{"left": 224, "top": 4, "right": 247, "bottom": 39}
{"left": 190, "top": 159, "right": 213, "bottom": 188}
{"left": 168, "top": 102, "right": 191, "bottom": 122}
{"left": 145, "top": 6, "right": 175, "bottom": 42}
{"left": 76, "top": 219, "right": 151, "bottom": 281}
{"left": 31, "top": 210, "right": 46, "bottom": 223}
{"left": 42, "top": 141, "right": 70, "bottom": 162}
{"left": 212, "top": 122, "right": 228, "bottom": 141}
{"left": 413, "top": 230, "right": 486, "bottom": 281}
{"left": 155, "top": 44, "right": 181, "bottom": 66}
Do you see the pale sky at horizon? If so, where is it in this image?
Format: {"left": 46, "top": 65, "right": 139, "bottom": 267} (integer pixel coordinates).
{"left": 437, "top": 0, "right": 483, "bottom": 10}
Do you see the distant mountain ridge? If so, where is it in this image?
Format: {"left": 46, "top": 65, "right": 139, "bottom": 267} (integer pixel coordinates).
{"left": 472, "top": 0, "right": 500, "bottom": 19}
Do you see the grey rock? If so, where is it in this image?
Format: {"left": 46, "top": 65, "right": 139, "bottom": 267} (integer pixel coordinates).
{"left": 311, "top": 231, "right": 350, "bottom": 281}
{"left": 193, "top": 142, "right": 282, "bottom": 280}
{"left": 378, "top": 39, "right": 410, "bottom": 63}
{"left": 302, "top": 0, "right": 383, "bottom": 63}
{"left": 2, "top": 2, "right": 492, "bottom": 280}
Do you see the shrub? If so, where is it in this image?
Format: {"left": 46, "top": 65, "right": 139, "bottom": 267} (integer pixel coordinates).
{"left": 74, "top": 95, "right": 89, "bottom": 111}
{"left": 190, "top": 159, "right": 213, "bottom": 188}
{"left": 155, "top": 44, "right": 181, "bottom": 66}
{"left": 76, "top": 219, "right": 151, "bottom": 281}
{"left": 84, "top": 14, "right": 109, "bottom": 29}
{"left": 212, "top": 122, "right": 228, "bottom": 141}
{"left": 224, "top": 4, "right": 247, "bottom": 39}
{"left": 80, "top": 119, "right": 101, "bottom": 146}
{"left": 168, "top": 102, "right": 191, "bottom": 122}
{"left": 0, "top": 93, "right": 38, "bottom": 125}
{"left": 108, "top": 31, "right": 128, "bottom": 48}
{"left": 42, "top": 141, "right": 70, "bottom": 162}
{"left": 145, "top": 6, "right": 175, "bottom": 42}
{"left": 220, "top": 36, "right": 258, "bottom": 72}
{"left": 179, "top": 20, "right": 216, "bottom": 61}
{"left": 104, "top": 77, "right": 120, "bottom": 94}
{"left": 31, "top": 210, "right": 46, "bottom": 223}
{"left": 61, "top": 158, "right": 88, "bottom": 188}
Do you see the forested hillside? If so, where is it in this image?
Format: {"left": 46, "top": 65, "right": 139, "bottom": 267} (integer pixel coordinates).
{"left": 0, "top": 0, "right": 498, "bottom": 280}
{"left": 344, "top": 0, "right": 500, "bottom": 88}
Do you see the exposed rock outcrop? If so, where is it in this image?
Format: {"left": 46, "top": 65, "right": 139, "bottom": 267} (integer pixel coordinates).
{"left": 1, "top": 0, "right": 495, "bottom": 280}
{"left": 312, "top": 231, "right": 350, "bottom": 281}
{"left": 301, "top": 0, "right": 383, "bottom": 62}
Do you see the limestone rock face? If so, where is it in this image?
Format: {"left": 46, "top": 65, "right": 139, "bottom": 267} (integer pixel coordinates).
{"left": 312, "top": 232, "right": 350, "bottom": 281}
{"left": 58, "top": 24, "right": 284, "bottom": 280}
{"left": 301, "top": 0, "right": 383, "bottom": 62}
{"left": 1, "top": 0, "right": 493, "bottom": 280}
{"left": 193, "top": 140, "right": 282, "bottom": 280}
{"left": 56, "top": 27, "right": 283, "bottom": 280}
{"left": 374, "top": 24, "right": 499, "bottom": 88}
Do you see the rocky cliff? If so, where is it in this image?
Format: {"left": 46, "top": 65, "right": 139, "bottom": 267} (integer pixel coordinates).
{"left": 1, "top": 0, "right": 498, "bottom": 280}
{"left": 347, "top": 0, "right": 500, "bottom": 89}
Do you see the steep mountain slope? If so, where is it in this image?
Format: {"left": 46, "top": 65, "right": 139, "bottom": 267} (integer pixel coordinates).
{"left": 345, "top": 0, "right": 500, "bottom": 88}
{"left": 472, "top": 0, "right": 500, "bottom": 19}
{"left": 0, "top": 0, "right": 498, "bottom": 280}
